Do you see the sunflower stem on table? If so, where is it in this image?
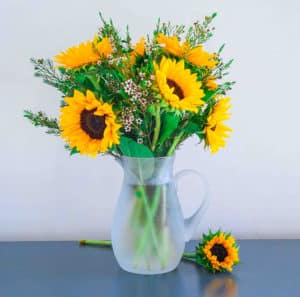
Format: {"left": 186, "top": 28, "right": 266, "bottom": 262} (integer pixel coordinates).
{"left": 183, "top": 253, "right": 196, "bottom": 259}
{"left": 79, "top": 239, "right": 112, "bottom": 247}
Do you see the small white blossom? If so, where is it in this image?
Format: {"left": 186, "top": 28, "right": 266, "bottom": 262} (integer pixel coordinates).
{"left": 130, "top": 95, "right": 138, "bottom": 101}
{"left": 124, "top": 86, "right": 131, "bottom": 94}
{"left": 140, "top": 98, "right": 147, "bottom": 105}
{"left": 139, "top": 72, "right": 146, "bottom": 79}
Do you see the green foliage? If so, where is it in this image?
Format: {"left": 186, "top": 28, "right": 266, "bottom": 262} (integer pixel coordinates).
{"left": 31, "top": 58, "right": 75, "bottom": 96}
{"left": 186, "top": 12, "right": 218, "bottom": 46}
{"left": 185, "top": 122, "right": 201, "bottom": 135}
{"left": 98, "top": 12, "right": 124, "bottom": 51}
{"left": 154, "top": 12, "right": 217, "bottom": 45}
{"left": 119, "top": 136, "right": 154, "bottom": 158}
{"left": 63, "top": 144, "right": 80, "bottom": 156}
{"left": 157, "top": 113, "right": 179, "bottom": 146}
{"left": 70, "top": 147, "right": 80, "bottom": 155}
{"left": 24, "top": 110, "right": 60, "bottom": 136}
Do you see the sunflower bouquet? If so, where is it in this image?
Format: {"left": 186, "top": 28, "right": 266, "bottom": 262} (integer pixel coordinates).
{"left": 25, "top": 12, "right": 234, "bottom": 158}
{"left": 25, "top": 12, "right": 235, "bottom": 274}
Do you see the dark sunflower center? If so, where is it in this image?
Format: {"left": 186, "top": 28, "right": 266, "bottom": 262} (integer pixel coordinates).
{"left": 80, "top": 108, "right": 106, "bottom": 139}
{"left": 210, "top": 244, "right": 228, "bottom": 262}
{"left": 211, "top": 125, "right": 217, "bottom": 131}
{"left": 167, "top": 79, "right": 184, "bottom": 100}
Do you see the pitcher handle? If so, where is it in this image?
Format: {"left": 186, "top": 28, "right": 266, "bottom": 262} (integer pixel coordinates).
{"left": 175, "top": 169, "right": 210, "bottom": 242}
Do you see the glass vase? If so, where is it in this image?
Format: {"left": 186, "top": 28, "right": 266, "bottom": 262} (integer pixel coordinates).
{"left": 111, "top": 155, "right": 209, "bottom": 274}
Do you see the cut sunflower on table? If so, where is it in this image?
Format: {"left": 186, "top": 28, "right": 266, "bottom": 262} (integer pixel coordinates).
{"left": 184, "top": 230, "right": 240, "bottom": 273}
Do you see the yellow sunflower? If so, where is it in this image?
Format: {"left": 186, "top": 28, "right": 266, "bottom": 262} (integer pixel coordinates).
{"left": 196, "top": 231, "right": 239, "bottom": 273}
{"left": 156, "top": 33, "right": 186, "bottom": 56}
{"left": 133, "top": 37, "right": 146, "bottom": 56}
{"left": 185, "top": 46, "right": 218, "bottom": 69}
{"left": 59, "top": 90, "right": 121, "bottom": 157}
{"left": 156, "top": 33, "right": 217, "bottom": 69}
{"left": 205, "top": 97, "right": 232, "bottom": 153}
{"left": 130, "top": 37, "right": 146, "bottom": 64}
{"left": 205, "top": 75, "right": 218, "bottom": 90}
{"left": 55, "top": 36, "right": 113, "bottom": 69}
{"left": 154, "top": 57, "right": 204, "bottom": 112}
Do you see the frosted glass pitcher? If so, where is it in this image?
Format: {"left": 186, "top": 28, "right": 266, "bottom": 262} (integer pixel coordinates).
{"left": 111, "top": 155, "right": 209, "bottom": 274}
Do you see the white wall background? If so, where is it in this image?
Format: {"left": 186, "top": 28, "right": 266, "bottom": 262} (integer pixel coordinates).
{"left": 1, "top": 0, "right": 299, "bottom": 241}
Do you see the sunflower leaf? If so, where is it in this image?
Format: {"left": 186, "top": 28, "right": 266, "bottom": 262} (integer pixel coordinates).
{"left": 70, "top": 147, "right": 80, "bottom": 155}
{"left": 185, "top": 122, "right": 200, "bottom": 135}
{"left": 157, "top": 113, "right": 180, "bottom": 146}
{"left": 118, "top": 136, "right": 154, "bottom": 158}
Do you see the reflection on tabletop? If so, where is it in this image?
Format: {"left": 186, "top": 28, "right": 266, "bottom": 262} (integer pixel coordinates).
{"left": 203, "top": 276, "right": 238, "bottom": 297}
{"left": 108, "top": 262, "right": 238, "bottom": 297}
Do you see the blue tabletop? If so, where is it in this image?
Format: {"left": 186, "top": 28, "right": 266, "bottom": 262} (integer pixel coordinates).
{"left": 0, "top": 240, "right": 299, "bottom": 297}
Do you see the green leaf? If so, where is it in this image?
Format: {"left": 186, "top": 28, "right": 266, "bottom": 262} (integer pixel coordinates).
{"left": 218, "top": 43, "right": 225, "bottom": 54}
{"left": 75, "top": 73, "right": 86, "bottom": 84}
{"left": 202, "top": 90, "right": 219, "bottom": 103}
{"left": 195, "top": 131, "right": 205, "bottom": 140}
{"left": 211, "top": 12, "right": 218, "bottom": 19}
{"left": 225, "top": 59, "right": 234, "bottom": 68}
{"left": 147, "top": 105, "right": 156, "bottom": 116}
{"left": 85, "top": 74, "right": 100, "bottom": 91}
{"left": 185, "top": 122, "right": 200, "bottom": 135}
{"left": 118, "top": 136, "right": 153, "bottom": 158}
{"left": 157, "top": 113, "right": 179, "bottom": 146}
{"left": 70, "top": 147, "right": 80, "bottom": 155}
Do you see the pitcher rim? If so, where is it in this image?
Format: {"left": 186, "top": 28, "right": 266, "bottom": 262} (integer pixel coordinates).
{"left": 120, "top": 154, "right": 175, "bottom": 161}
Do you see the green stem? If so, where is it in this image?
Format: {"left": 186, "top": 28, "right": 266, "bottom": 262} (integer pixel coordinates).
{"left": 134, "top": 159, "right": 164, "bottom": 265}
{"left": 151, "top": 106, "right": 161, "bottom": 152}
{"left": 79, "top": 240, "right": 112, "bottom": 247}
{"left": 183, "top": 253, "right": 196, "bottom": 259}
{"left": 134, "top": 185, "right": 163, "bottom": 262}
{"left": 134, "top": 185, "right": 162, "bottom": 263}
{"left": 167, "top": 130, "right": 185, "bottom": 156}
